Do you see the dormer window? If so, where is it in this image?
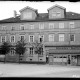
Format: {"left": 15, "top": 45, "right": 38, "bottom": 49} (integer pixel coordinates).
{"left": 23, "top": 12, "right": 32, "bottom": 19}
{"left": 20, "top": 25, "right": 24, "bottom": 30}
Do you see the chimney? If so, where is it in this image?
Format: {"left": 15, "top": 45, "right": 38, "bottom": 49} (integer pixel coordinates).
{"left": 14, "top": 10, "right": 17, "bottom": 18}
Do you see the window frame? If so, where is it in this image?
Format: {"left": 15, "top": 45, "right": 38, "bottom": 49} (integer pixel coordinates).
{"left": 30, "top": 24, "right": 34, "bottom": 29}
{"left": 49, "top": 34, "right": 54, "bottom": 42}
{"left": 2, "top": 26, "right": 6, "bottom": 31}
{"left": 39, "top": 24, "right": 44, "bottom": 29}
{"left": 70, "top": 34, "right": 75, "bottom": 42}
{"left": 29, "top": 35, "right": 34, "bottom": 42}
{"left": 69, "top": 22, "right": 74, "bottom": 28}
{"left": 49, "top": 23, "right": 54, "bottom": 29}
{"left": 11, "top": 26, "right": 15, "bottom": 31}
{"left": 59, "top": 23, "right": 64, "bottom": 28}
{"left": 10, "top": 35, "right": 15, "bottom": 43}
{"left": 20, "top": 35, "right": 25, "bottom": 42}
{"left": 1, "top": 36, "right": 6, "bottom": 43}
{"left": 39, "top": 35, "right": 44, "bottom": 42}
{"left": 59, "top": 34, "right": 64, "bottom": 42}
{"left": 23, "top": 12, "right": 32, "bottom": 19}
{"left": 30, "top": 47, "right": 34, "bottom": 55}
{"left": 20, "top": 24, "right": 25, "bottom": 30}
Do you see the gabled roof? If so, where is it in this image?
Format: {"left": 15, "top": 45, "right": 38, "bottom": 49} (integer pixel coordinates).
{"left": 47, "top": 4, "right": 66, "bottom": 11}
{"left": 0, "top": 12, "right": 80, "bottom": 23}
{"left": 19, "top": 6, "right": 38, "bottom": 12}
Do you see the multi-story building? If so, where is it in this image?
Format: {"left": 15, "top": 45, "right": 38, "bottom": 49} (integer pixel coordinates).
{"left": 0, "top": 4, "right": 80, "bottom": 65}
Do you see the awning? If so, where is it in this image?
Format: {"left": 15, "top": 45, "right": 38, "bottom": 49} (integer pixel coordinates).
{"left": 49, "top": 49, "right": 80, "bottom": 54}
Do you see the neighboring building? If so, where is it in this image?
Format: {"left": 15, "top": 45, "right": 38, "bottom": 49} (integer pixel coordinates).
{"left": 0, "top": 4, "right": 80, "bottom": 65}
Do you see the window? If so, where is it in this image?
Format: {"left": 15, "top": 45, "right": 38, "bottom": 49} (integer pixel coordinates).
{"left": 70, "top": 34, "right": 75, "bottom": 41}
{"left": 57, "top": 12, "right": 61, "bottom": 17}
{"left": 10, "top": 35, "right": 15, "bottom": 43}
{"left": 30, "top": 25, "right": 34, "bottom": 29}
{"left": 39, "top": 35, "right": 44, "bottom": 42}
{"left": 11, "top": 26, "right": 15, "bottom": 30}
{"left": 29, "top": 35, "right": 34, "bottom": 42}
{"left": 20, "top": 25, "right": 24, "bottom": 30}
{"left": 69, "top": 22, "right": 74, "bottom": 28}
{"left": 59, "top": 34, "right": 64, "bottom": 41}
{"left": 52, "top": 12, "right": 56, "bottom": 17}
{"left": 52, "top": 11, "right": 61, "bottom": 17}
{"left": 49, "top": 34, "right": 54, "bottom": 41}
{"left": 30, "top": 47, "right": 34, "bottom": 55}
{"left": 10, "top": 48, "right": 15, "bottom": 56}
{"left": 20, "top": 35, "right": 25, "bottom": 42}
{"left": 38, "top": 47, "right": 43, "bottom": 56}
{"left": 1, "top": 36, "right": 6, "bottom": 42}
{"left": 23, "top": 12, "right": 32, "bottom": 19}
{"left": 39, "top": 24, "right": 44, "bottom": 29}
{"left": 2, "top": 26, "right": 6, "bottom": 30}
{"left": 49, "top": 23, "right": 54, "bottom": 29}
{"left": 59, "top": 23, "right": 64, "bottom": 28}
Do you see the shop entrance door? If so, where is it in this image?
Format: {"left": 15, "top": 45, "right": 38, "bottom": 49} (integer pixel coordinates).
{"left": 77, "top": 55, "right": 80, "bottom": 66}
{"left": 67, "top": 55, "right": 71, "bottom": 65}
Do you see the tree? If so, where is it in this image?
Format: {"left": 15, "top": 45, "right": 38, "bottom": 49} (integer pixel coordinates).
{"left": 0, "top": 41, "right": 11, "bottom": 63}
{"left": 32, "top": 41, "right": 43, "bottom": 62}
{"left": 15, "top": 40, "right": 26, "bottom": 63}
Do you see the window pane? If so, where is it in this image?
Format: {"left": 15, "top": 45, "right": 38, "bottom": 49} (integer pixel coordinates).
{"left": 2, "top": 26, "right": 6, "bottom": 30}
{"left": 39, "top": 35, "right": 44, "bottom": 42}
{"left": 49, "top": 34, "right": 54, "bottom": 41}
{"left": 59, "top": 34, "right": 64, "bottom": 41}
{"left": 57, "top": 12, "right": 61, "bottom": 17}
{"left": 70, "top": 34, "right": 74, "bottom": 41}
{"left": 29, "top": 35, "right": 34, "bottom": 42}
{"left": 49, "top": 23, "right": 54, "bottom": 29}
{"left": 69, "top": 22, "right": 74, "bottom": 28}
{"left": 11, "top": 36, "right": 15, "bottom": 42}
{"left": 23, "top": 12, "right": 32, "bottom": 19}
{"left": 11, "top": 26, "right": 15, "bottom": 30}
{"left": 20, "top": 25, "right": 24, "bottom": 30}
{"left": 1, "top": 36, "right": 6, "bottom": 42}
{"left": 30, "top": 47, "right": 33, "bottom": 55}
{"left": 20, "top": 35, "right": 25, "bottom": 42}
{"left": 59, "top": 23, "right": 64, "bottom": 28}
{"left": 30, "top": 25, "right": 34, "bottom": 29}
{"left": 39, "top": 24, "right": 44, "bottom": 29}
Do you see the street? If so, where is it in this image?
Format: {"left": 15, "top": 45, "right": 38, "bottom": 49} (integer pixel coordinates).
{"left": 0, "top": 62, "right": 80, "bottom": 77}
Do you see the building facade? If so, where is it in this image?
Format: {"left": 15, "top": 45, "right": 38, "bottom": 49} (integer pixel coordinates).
{"left": 0, "top": 4, "right": 80, "bottom": 65}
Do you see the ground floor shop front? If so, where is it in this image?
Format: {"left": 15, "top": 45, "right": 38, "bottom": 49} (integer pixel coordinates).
{"left": 46, "top": 45, "right": 80, "bottom": 66}
{"left": 48, "top": 54, "right": 80, "bottom": 66}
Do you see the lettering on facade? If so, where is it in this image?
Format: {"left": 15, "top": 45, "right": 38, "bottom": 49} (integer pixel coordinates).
{"left": 52, "top": 47, "right": 80, "bottom": 50}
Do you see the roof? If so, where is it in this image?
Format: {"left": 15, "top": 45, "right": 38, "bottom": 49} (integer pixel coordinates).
{"left": 47, "top": 4, "right": 66, "bottom": 11}
{"left": 0, "top": 12, "right": 80, "bottom": 23}
{"left": 19, "top": 6, "right": 37, "bottom": 12}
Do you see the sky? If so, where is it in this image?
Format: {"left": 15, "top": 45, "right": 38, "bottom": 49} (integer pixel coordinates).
{"left": 0, "top": 1, "right": 80, "bottom": 20}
